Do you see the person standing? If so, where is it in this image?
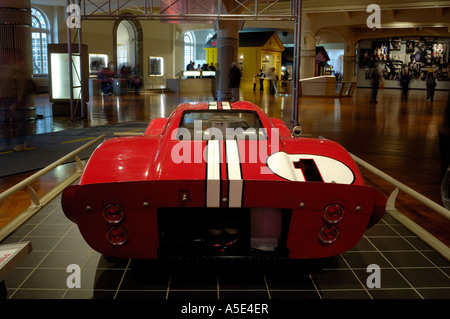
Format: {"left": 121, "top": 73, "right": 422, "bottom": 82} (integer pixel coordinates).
{"left": 399, "top": 69, "right": 411, "bottom": 102}
{"left": 253, "top": 74, "right": 257, "bottom": 91}
{"left": 369, "top": 64, "right": 381, "bottom": 103}
{"left": 267, "top": 67, "right": 276, "bottom": 94}
{"left": 426, "top": 70, "right": 437, "bottom": 102}
{"left": 0, "top": 51, "right": 30, "bottom": 152}
{"left": 228, "top": 62, "right": 241, "bottom": 102}
{"left": 257, "top": 69, "right": 266, "bottom": 91}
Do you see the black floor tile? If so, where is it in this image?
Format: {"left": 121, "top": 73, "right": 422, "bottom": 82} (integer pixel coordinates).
{"left": 170, "top": 274, "right": 217, "bottom": 290}
{"left": 83, "top": 253, "right": 129, "bottom": 269}
{"left": 119, "top": 270, "right": 169, "bottom": 290}
{"left": 16, "top": 251, "right": 48, "bottom": 268}
{"left": 380, "top": 214, "right": 401, "bottom": 225}
{"left": 348, "top": 237, "right": 377, "bottom": 252}
{"left": 63, "top": 289, "right": 116, "bottom": 299}
{"left": 27, "top": 224, "right": 72, "bottom": 237}
{"left": 21, "top": 236, "right": 60, "bottom": 251}
{"left": 381, "top": 251, "right": 435, "bottom": 268}
{"left": 310, "top": 270, "right": 364, "bottom": 290}
{"left": 52, "top": 236, "right": 93, "bottom": 252}
{"left": 318, "top": 289, "right": 371, "bottom": 299}
{"left": 397, "top": 268, "right": 450, "bottom": 288}
{"left": 352, "top": 269, "right": 411, "bottom": 289}
{"left": 368, "top": 288, "right": 422, "bottom": 299}
{"left": 3, "top": 268, "right": 33, "bottom": 288}
{"left": 367, "top": 237, "right": 415, "bottom": 251}
{"left": 38, "top": 251, "right": 91, "bottom": 268}
{"left": 269, "top": 290, "right": 320, "bottom": 299}
{"left": 219, "top": 290, "right": 269, "bottom": 299}
{"left": 20, "top": 269, "right": 72, "bottom": 289}
{"left": 421, "top": 251, "right": 450, "bottom": 267}
{"left": 264, "top": 273, "right": 315, "bottom": 290}
{"left": 416, "top": 288, "right": 450, "bottom": 299}
{"left": 342, "top": 251, "right": 392, "bottom": 269}
{"left": 115, "top": 290, "right": 167, "bottom": 299}
{"left": 80, "top": 268, "right": 125, "bottom": 290}
{"left": 168, "top": 290, "right": 218, "bottom": 299}
{"left": 9, "top": 289, "right": 66, "bottom": 299}
{"left": 218, "top": 274, "right": 266, "bottom": 289}
{"left": 364, "top": 224, "right": 399, "bottom": 237}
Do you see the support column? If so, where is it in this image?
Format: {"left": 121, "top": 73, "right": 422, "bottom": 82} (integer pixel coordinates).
{"left": 0, "top": 0, "right": 35, "bottom": 120}
{"left": 215, "top": 20, "right": 241, "bottom": 101}
{"left": 343, "top": 55, "right": 356, "bottom": 81}
{"left": 299, "top": 14, "right": 316, "bottom": 79}
{"left": 343, "top": 41, "right": 357, "bottom": 82}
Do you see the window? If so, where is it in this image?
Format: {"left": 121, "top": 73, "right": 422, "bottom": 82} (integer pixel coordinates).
{"left": 178, "top": 110, "right": 266, "bottom": 140}
{"left": 184, "top": 32, "right": 195, "bottom": 69}
{"left": 116, "top": 21, "right": 137, "bottom": 69}
{"left": 31, "top": 8, "right": 50, "bottom": 75}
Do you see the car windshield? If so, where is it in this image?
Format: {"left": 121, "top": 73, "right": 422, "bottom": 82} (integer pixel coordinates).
{"left": 177, "top": 110, "right": 267, "bottom": 140}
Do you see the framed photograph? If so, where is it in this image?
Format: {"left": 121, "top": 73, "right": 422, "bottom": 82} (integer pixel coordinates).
{"left": 389, "top": 53, "right": 405, "bottom": 63}
{"left": 390, "top": 38, "right": 401, "bottom": 51}
{"left": 89, "top": 54, "right": 108, "bottom": 74}
{"left": 359, "top": 49, "right": 374, "bottom": 68}
{"left": 406, "top": 41, "right": 416, "bottom": 53}
{"left": 149, "top": 56, "right": 164, "bottom": 76}
{"left": 372, "top": 41, "right": 390, "bottom": 61}
{"left": 420, "top": 69, "right": 428, "bottom": 80}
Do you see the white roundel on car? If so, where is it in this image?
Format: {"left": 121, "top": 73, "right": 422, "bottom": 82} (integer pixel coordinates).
{"left": 266, "top": 152, "right": 355, "bottom": 184}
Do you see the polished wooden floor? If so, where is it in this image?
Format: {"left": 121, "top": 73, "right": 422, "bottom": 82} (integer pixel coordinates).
{"left": 1, "top": 82, "right": 450, "bottom": 246}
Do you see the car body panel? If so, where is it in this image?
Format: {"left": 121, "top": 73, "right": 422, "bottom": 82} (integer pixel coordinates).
{"left": 62, "top": 101, "right": 386, "bottom": 260}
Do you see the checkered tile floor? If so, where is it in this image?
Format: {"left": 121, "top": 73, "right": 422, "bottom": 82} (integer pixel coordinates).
{"left": 1, "top": 193, "right": 450, "bottom": 300}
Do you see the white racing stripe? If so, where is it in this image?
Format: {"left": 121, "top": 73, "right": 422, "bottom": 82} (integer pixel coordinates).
{"left": 222, "top": 101, "right": 231, "bottom": 110}
{"left": 206, "top": 140, "right": 221, "bottom": 207}
{"left": 226, "top": 139, "right": 243, "bottom": 208}
{"left": 209, "top": 101, "right": 218, "bottom": 110}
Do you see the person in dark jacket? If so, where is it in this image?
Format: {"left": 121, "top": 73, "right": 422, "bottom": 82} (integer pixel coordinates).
{"left": 228, "top": 62, "right": 241, "bottom": 102}
{"left": 369, "top": 64, "right": 381, "bottom": 103}
{"left": 426, "top": 70, "right": 437, "bottom": 102}
{"left": 399, "top": 69, "right": 411, "bottom": 102}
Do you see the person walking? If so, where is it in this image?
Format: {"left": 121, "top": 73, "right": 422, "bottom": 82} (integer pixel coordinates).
{"left": 426, "top": 70, "right": 437, "bottom": 102}
{"left": 228, "top": 62, "right": 241, "bottom": 102}
{"left": 399, "top": 69, "right": 411, "bottom": 102}
{"left": 369, "top": 64, "right": 381, "bottom": 103}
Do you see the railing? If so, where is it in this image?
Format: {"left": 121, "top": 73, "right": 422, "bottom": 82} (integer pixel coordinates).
{"left": 351, "top": 153, "right": 450, "bottom": 261}
{"left": 0, "top": 134, "right": 106, "bottom": 242}
{"left": 336, "top": 81, "right": 357, "bottom": 97}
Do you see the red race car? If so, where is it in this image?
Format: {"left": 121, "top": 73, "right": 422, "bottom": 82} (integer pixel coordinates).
{"left": 62, "top": 101, "right": 385, "bottom": 260}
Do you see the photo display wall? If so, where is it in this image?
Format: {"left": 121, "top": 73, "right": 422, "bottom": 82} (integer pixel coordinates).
{"left": 357, "top": 37, "right": 450, "bottom": 89}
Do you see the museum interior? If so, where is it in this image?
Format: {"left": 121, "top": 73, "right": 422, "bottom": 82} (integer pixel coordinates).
{"left": 1, "top": 0, "right": 450, "bottom": 307}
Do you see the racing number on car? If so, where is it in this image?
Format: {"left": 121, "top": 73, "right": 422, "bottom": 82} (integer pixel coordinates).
{"left": 293, "top": 159, "right": 324, "bottom": 182}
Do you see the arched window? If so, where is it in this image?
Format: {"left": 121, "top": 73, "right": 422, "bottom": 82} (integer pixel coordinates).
{"left": 184, "top": 31, "right": 195, "bottom": 69}
{"left": 116, "top": 20, "right": 137, "bottom": 69}
{"left": 31, "top": 8, "right": 50, "bottom": 75}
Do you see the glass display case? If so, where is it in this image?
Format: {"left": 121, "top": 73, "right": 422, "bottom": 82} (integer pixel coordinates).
{"left": 48, "top": 44, "right": 89, "bottom": 117}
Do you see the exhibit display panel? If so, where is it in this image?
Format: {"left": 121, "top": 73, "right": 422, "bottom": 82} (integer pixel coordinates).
{"left": 48, "top": 44, "right": 89, "bottom": 117}
{"left": 50, "top": 53, "right": 82, "bottom": 100}
{"left": 357, "top": 37, "right": 450, "bottom": 90}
